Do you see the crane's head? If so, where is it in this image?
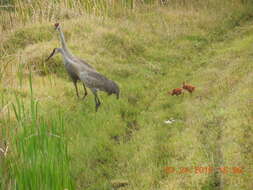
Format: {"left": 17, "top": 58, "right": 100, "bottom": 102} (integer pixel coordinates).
{"left": 45, "top": 48, "right": 62, "bottom": 61}
{"left": 108, "top": 81, "right": 120, "bottom": 99}
{"left": 54, "top": 23, "right": 60, "bottom": 30}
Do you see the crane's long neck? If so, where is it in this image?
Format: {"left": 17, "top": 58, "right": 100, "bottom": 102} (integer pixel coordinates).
{"left": 58, "top": 27, "right": 72, "bottom": 56}
{"left": 57, "top": 48, "right": 72, "bottom": 66}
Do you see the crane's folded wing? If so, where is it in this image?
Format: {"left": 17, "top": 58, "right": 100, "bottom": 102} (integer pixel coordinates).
{"left": 79, "top": 71, "right": 117, "bottom": 94}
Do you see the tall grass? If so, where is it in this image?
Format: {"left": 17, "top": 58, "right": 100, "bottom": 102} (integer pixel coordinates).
{"left": 1, "top": 0, "right": 252, "bottom": 32}
{"left": 0, "top": 70, "right": 73, "bottom": 190}
{"left": 0, "top": 0, "right": 155, "bottom": 30}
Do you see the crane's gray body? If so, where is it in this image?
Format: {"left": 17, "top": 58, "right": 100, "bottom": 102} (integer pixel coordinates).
{"left": 50, "top": 23, "right": 119, "bottom": 111}
{"left": 62, "top": 51, "right": 119, "bottom": 97}
{"left": 63, "top": 54, "right": 92, "bottom": 81}
{"left": 79, "top": 69, "right": 119, "bottom": 95}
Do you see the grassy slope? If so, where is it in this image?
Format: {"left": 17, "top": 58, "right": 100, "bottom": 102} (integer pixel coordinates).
{"left": 0, "top": 3, "right": 253, "bottom": 190}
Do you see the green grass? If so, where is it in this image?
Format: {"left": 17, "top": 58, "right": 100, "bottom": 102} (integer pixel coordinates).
{"left": 0, "top": 0, "right": 253, "bottom": 189}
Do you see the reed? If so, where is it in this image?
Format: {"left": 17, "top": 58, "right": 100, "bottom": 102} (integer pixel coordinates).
{"left": 0, "top": 70, "right": 73, "bottom": 189}
{"left": 1, "top": 0, "right": 251, "bottom": 32}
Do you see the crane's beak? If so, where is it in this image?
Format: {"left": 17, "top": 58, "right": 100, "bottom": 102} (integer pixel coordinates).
{"left": 45, "top": 48, "right": 56, "bottom": 61}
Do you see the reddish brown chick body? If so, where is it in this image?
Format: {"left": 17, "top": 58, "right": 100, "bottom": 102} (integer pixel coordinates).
{"left": 170, "top": 88, "right": 183, "bottom": 96}
{"left": 182, "top": 82, "right": 195, "bottom": 93}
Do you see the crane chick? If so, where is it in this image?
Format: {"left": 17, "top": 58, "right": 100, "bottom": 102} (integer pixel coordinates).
{"left": 170, "top": 88, "right": 183, "bottom": 96}
{"left": 182, "top": 82, "right": 195, "bottom": 93}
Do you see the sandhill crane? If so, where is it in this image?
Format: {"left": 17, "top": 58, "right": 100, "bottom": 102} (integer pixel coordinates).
{"left": 54, "top": 22, "right": 94, "bottom": 99}
{"left": 49, "top": 23, "right": 120, "bottom": 111}
{"left": 46, "top": 47, "right": 119, "bottom": 111}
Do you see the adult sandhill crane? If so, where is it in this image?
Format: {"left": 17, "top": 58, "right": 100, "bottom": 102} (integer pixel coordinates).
{"left": 46, "top": 47, "right": 120, "bottom": 112}
{"left": 54, "top": 22, "right": 93, "bottom": 99}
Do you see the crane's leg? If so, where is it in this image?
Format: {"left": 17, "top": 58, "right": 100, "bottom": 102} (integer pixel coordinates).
{"left": 74, "top": 81, "right": 79, "bottom": 98}
{"left": 82, "top": 83, "right": 88, "bottom": 99}
{"left": 91, "top": 88, "right": 101, "bottom": 112}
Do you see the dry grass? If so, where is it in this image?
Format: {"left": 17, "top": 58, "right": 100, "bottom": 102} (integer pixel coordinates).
{"left": 0, "top": 0, "right": 253, "bottom": 189}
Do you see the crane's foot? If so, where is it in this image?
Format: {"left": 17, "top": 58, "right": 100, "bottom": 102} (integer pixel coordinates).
{"left": 95, "top": 102, "right": 101, "bottom": 112}
{"left": 82, "top": 92, "right": 88, "bottom": 100}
